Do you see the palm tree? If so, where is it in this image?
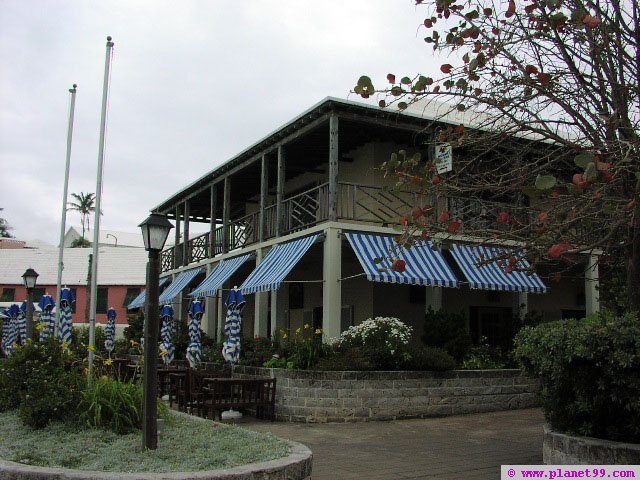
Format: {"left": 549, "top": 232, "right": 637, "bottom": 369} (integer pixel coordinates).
{"left": 68, "top": 192, "right": 96, "bottom": 239}
{"left": 0, "top": 207, "right": 12, "bottom": 238}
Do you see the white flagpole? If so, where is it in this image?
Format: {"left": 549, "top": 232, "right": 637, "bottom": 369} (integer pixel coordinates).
{"left": 89, "top": 37, "right": 114, "bottom": 377}
{"left": 55, "top": 84, "right": 77, "bottom": 336}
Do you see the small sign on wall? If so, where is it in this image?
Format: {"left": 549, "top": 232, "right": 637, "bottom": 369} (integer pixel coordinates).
{"left": 434, "top": 143, "right": 453, "bottom": 174}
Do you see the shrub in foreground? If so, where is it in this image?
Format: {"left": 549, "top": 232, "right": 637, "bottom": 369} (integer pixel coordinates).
{"left": 400, "top": 345, "right": 456, "bottom": 371}
{"left": 0, "top": 338, "right": 84, "bottom": 428}
{"left": 513, "top": 311, "right": 640, "bottom": 443}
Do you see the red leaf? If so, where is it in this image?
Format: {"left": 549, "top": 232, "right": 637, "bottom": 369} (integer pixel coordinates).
{"left": 551, "top": 191, "right": 560, "bottom": 199}
{"left": 582, "top": 15, "right": 601, "bottom": 28}
{"left": 623, "top": 200, "right": 636, "bottom": 211}
{"left": 392, "top": 259, "right": 406, "bottom": 273}
{"left": 572, "top": 173, "right": 585, "bottom": 186}
{"left": 525, "top": 65, "right": 538, "bottom": 76}
{"left": 431, "top": 176, "right": 441, "bottom": 185}
{"left": 440, "top": 64, "right": 453, "bottom": 74}
{"left": 596, "top": 161, "right": 611, "bottom": 171}
{"left": 496, "top": 211, "right": 510, "bottom": 225}
{"left": 447, "top": 221, "right": 461, "bottom": 233}
{"left": 438, "top": 210, "right": 450, "bottom": 223}
{"left": 537, "top": 72, "right": 552, "bottom": 86}
{"left": 387, "top": 73, "right": 396, "bottom": 84}
{"left": 424, "top": 18, "right": 433, "bottom": 28}
{"left": 504, "top": 265, "right": 514, "bottom": 274}
{"left": 433, "top": 86, "right": 441, "bottom": 93}
{"left": 401, "top": 216, "right": 408, "bottom": 227}
{"left": 537, "top": 211, "right": 549, "bottom": 222}
{"left": 412, "top": 206, "right": 424, "bottom": 220}
{"left": 378, "top": 100, "right": 386, "bottom": 108}
{"left": 505, "top": 0, "right": 516, "bottom": 18}
{"left": 548, "top": 243, "right": 570, "bottom": 259}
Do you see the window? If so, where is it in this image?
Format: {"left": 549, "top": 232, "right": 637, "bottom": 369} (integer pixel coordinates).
{"left": 32, "top": 288, "right": 45, "bottom": 302}
{"left": 123, "top": 287, "right": 141, "bottom": 307}
{"left": 289, "top": 283, "right": 304, "bottom": 309}
{"left": 96, "top": 288, "right": 108, "bottom": 314}
{"left": 409, "top": 285, "right": 426, "bottom": 304}
{"left": 69, "top": 288, "right": 77, "bottom": 314}
{"left": 0, "top": 288, "right": 15, "bottom": 302}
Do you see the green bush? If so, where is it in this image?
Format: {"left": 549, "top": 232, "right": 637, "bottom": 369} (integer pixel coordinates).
{"left": 461, "top": 336, "right": 506, "bottom": 370}
{"left": 400, "top": 345, "right": 456, "bottom": 371}
{"left": 79, "top": 376, "right": 154, "bottom": 434}
{"left": 513, "top": 311, "right": 640, "bottom": 443}
{"left": 242, "top": 336, "right": 280, "bottom": 367}
{"left": 71, "top": 325, "right": 107, "bottom": 358}
{"left": 422, "top": 308, "right": 473, "bottom": 362}
{"left": 0, "top": 338, "right": 85, "bottom": 428}
{"left": 314, "top": 346, "right": 374, "bottom": 371}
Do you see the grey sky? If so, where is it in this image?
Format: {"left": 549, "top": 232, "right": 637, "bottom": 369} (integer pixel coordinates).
{"left": 1, "top": 1, "right": 436, "bottom": 243}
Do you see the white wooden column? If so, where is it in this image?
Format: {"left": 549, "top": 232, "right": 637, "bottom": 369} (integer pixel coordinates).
{"left": 585, "top": 253, "right": 600, "bottom": 315}
{"left": 513, "top": 292, "right": 528, "bottom": 321}
{"left": 425, "top": 287, "right": 442, "bottom": 312}
{"left": 323, "top": 227, "right": 342, "bottom": 339}
{"left": 270, "top": 290, "right": 278, "bottom": 336}
{"left": 254, "top": 249, "right": 269, "bottom": 337}
{"left": 222, "top": 177, "right": 230, "bottom": 254}
{"left": 216, "top": 291, "right": 224, "bottom": 342}
{"left": 276, "top": 146, "right": 285, "bottom": 237}
{"left": 182, "top": 200, "right": 190, "bottom": 266}
{"left": 328, "top": 114, "right": 339, "bottom": 221}
{"left": 203, "top": 263, "right": 216, "bottom": 336}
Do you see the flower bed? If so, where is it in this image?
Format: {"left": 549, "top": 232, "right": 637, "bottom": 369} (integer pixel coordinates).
{"left": 233, "top": 366, "right": 540, "bottom": 423}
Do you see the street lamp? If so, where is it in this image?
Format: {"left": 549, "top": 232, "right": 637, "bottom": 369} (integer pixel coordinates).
{"left": 22, "top": 268, "right": 39, "bottom": 340}
{"left": 139, "top": 212, "right": 173, "bottom": 450}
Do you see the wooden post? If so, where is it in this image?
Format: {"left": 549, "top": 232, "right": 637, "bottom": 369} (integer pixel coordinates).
{"left": 276, "top": 146, "right": 285, "bottom": 237}
{"left": 182, "top": 200, "right": 190, "bottom": 266}
{"left": 209, "top": 184, "right": 217, "bottom": 257}
{"left": 173, "top": 205, "right": 181, "bottom": 269}
{"left": 328, "top": 114, "right": 339, "bottom": 222}
{"left": 259, "top": 155, "right": 269, "bottom": 242}
{"left": 222, "top": 176, "right": 230, "bottom": 254}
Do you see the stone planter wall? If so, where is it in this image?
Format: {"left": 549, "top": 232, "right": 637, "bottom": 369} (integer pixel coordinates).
{"left": 233, "top": 367, "right": 540, "bottom": 423}
{"left": 543, "top": 426, "right": 640, "bottom": 465}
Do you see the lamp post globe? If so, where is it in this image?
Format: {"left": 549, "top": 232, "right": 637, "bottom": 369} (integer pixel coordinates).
{"left": 139, "top": 212, "right": 173, "bottom": 252}
{"left": 139, "top": 213, "right": 173, "bottom": 450}
{"left": 22, "top": 268, "right": 39, "bottom": 339}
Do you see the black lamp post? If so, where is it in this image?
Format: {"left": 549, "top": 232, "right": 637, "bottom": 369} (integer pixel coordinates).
{"left": 22, "top": 268, "right": 39, "bottom": 340}
{"left": 139, "top": 212, "right": 173, "bottom": 450}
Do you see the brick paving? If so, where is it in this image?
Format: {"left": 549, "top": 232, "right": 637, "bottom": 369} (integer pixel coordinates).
{"left": 231, "top": 408, "right": 544, "bottom": 479}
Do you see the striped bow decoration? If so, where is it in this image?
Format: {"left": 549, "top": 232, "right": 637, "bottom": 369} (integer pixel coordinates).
{"left": 159, "top": 305, "right": 175, "bottom": 366}
{"left": 222, "top": 290, "right": 245, "bottom": 365}
{"left": 104, "top": 308, "right": 116, "bottom": 357}
{"left": 186, "top": 301, "right": 204, "bottom": 368}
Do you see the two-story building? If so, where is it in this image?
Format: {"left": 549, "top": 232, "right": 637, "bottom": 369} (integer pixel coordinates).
{"left": 139, "top": 97, "right": 599, "bottom": 346}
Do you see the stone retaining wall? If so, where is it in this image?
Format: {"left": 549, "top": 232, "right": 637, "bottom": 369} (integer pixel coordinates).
{"left": 543, "top": 426, "right": 640, "bottom": 465}
{"left": 233, "top": 367, "right": 540, "bottom": 423}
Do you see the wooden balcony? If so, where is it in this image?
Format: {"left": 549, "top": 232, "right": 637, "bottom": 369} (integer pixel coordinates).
{"left": 160, "top": 182, "right": 524, "bottom": 272}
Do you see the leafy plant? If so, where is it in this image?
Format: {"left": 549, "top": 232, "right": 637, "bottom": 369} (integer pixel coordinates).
{"left": 79, "top": 376, "right": 147, "bottom": 434}
{"left": 461, "top": 336, "right": 506, "bottom": 370}
{"left": 400, "top": 345, "right": 456, "bottom": 371}
{"left": 0, "top": 338, "right": 85, "bottom": 428}
{"left": 422, "top": 308, "right": 472, "bottom": 361}
{"left": 513, "top": 311, "right": 640, "bottom": 442}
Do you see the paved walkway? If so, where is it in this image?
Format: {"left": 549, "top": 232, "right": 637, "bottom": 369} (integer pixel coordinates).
{"left": 230, "top": 408, "right": 544, "bottom": 480}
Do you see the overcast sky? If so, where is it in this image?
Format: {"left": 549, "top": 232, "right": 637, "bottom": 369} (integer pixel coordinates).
{"left": 1, "top": 1, "right": 440, "bottom": 244}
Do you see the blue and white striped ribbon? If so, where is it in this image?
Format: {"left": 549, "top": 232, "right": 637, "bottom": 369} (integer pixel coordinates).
{"left": 58, "top": 306, "right": 73, "bottom": 349}
{"left": 160, "top": 315, "right": 175, "bottom": 365}
{"left": 104, "top": 318, "right": 115, "bottom": 356}
{"left": 186, "top": 315, "right": 202, "bottom": 368}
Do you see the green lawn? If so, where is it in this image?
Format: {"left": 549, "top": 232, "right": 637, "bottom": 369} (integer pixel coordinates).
{"left": 0, "top": 410, "right": 289, "bottom": 473}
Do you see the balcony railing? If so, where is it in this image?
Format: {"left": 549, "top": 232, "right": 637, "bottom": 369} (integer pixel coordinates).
{"left": 160, "top": 181, "right": 528, "bottom": 272}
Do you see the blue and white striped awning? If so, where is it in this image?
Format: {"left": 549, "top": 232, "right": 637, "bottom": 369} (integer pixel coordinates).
{"left": 158, "top": 268, "right": 203, "bottom": 304}
{"left": 450, "top": 244, "right": 547, "bottom": 293}
{"left": 344, "top": 232, "right": 460, "bottom": 287}
{"left": 189, "top": 254, "right": 251, "bottom": 298}
{"left": 127, "top": 277, "right": 170, "bottom": 310}
{"left": 240, "top": 234, "right": 319, "bottom": 294}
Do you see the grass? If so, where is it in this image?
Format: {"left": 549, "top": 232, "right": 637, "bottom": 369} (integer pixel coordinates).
{"left": 0, "top": 410, "right": 290, "bottom": 473}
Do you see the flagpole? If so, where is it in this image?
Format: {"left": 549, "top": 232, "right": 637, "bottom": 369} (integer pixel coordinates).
{"left": 89, "top": 36, "right": 114, "bottom": 377}
{"left": 55, "top": 84, "right": 77, "bottom": 336}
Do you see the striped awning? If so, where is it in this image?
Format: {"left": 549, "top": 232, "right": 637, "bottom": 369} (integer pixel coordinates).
{"left": 189, "top": 254, "right": 251, "bottom": 298}
{"left": 240, "top": 234, "right": 319, "bottom": 294}
{"left": 158, "top": 268, "right": 203, "bottom": 304}
{"left": 450, "top": 244, "right": 547, "bottom": 293}
{"left": 344, "top": 232, "right": 459, "bottom": 287}
{"left": 127, "top": 277, "right": 170, "bottom": 310}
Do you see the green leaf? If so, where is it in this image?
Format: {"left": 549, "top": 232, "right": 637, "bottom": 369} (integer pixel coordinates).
{"left": 357, "top": 75, "right": 372, "bottom": 87}
{"left": 401, "top": 76, "right": 412, "bottom": 85}
{"left": 584, "top": 162, "right": 597, "bottom": 180}
{"left": 398, "top": 102, "right": 408, "bottom": 110}
{"left": 522, "top": 186, "right": 546, "bottom": 198}
{"left": 574, "top": 153, "right": 593, "bottom": 170}
{"left": 464, "top": 9, "right": 479, "bottom": 19}
{"left": 373, "top": 257, "right": 383, "bottom": 264}
{"left": 535, "top": 174, "right": 557, "bottom": 190}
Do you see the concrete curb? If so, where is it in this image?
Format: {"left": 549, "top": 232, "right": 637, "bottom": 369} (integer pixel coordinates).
{"left": 0, "top": 413, "right": 313, "bottom": 480}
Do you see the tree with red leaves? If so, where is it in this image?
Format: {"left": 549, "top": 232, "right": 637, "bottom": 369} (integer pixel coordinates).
{"left": 354, "top": 0, "right": 639, "bottom": 311}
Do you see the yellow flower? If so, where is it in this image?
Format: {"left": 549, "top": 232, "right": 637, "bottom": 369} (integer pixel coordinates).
{"left": 130, "top": 340, "right": 139, "bottom": 346}
{"left": 62, "top": 341, "right": 69, "bottom": 350}
{"left": 35, "top": 322, "right": 44, "bottom": 331}
{"left": 315, "top": 328, "right": 322, "bottom": 335}
{"left": 83, "top": 367, "right": 89, "bottom": 374}
{"left": 11, "top": 342, "right": 19, "bottom": 348}
{"left": 87, "top": 344, "right": 95, "bottom": 352}
{"left": 304, "top": 324, "right": 310, "bottom": 329}
{"left": 295, "top": 328, "right": 301, "bottom": 335}
{"left": 282, "top": 333, "right": 288, "bottom": 339}
{"left": 104, "top": 358, "right": 113, "bottom": 366}
{"left": 159, "top": 350, "right": 168, "bottom": 357}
